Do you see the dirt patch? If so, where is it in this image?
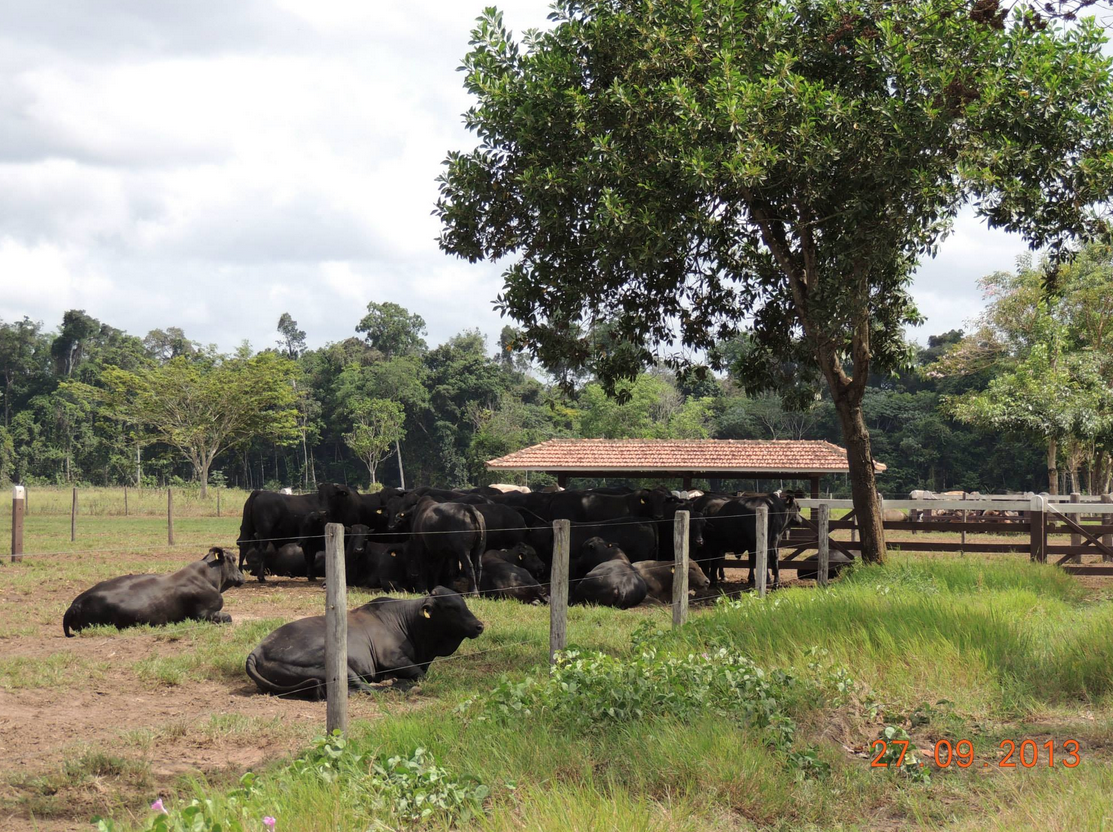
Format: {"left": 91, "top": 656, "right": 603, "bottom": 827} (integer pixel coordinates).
{"left": 0, "top": 552, "right": 401, "bottom": 832}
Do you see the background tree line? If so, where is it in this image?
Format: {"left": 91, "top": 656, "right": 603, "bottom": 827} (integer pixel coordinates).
{"left": 1, "top": 245, "right": 1108, "bottom": 496}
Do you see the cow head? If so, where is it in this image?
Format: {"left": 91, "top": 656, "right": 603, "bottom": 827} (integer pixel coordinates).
{"left": 687, "top": 561, "right": 711, "bottom": 590}
{"left": 318, "top": 482, "right": 360, "bottom": 525}
{"left": 504, "top": 543, "right": 546, "bottom": 580}
{"left": 421, "top": 586, "right": 484, "bottom": 639}
{"left": 205, "top": 547, "right": 245, "bottom": 591}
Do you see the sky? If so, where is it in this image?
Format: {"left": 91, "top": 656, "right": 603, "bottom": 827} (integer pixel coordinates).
{"left": 0, "top": 1, "right": 1047, "bottom": 354}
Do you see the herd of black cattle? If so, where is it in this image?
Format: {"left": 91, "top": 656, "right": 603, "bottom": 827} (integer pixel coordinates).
{"left": 60, "top": 483, "right": 808, "bottom": 698}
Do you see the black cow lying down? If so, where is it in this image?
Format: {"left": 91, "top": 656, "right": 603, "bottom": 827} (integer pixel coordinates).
{"left": 480, "top": 551, "right": 549, "bottom": 605}
{"left": 63, "top": 547, "right": 245, "bottom": 636}
{"left": 570, "top": 539, "right": 647, "bottom": 609}
{"left": 245, "top": 586, "right": 484, "bottom": 699}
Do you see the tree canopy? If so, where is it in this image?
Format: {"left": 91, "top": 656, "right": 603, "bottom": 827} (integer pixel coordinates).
{"left": 437, "top": 0, "right": 1113, "bottom": 560}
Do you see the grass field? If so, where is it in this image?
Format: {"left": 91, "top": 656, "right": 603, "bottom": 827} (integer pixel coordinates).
{"left": 2, "top": 501, "right": 1113, "bottom": 831}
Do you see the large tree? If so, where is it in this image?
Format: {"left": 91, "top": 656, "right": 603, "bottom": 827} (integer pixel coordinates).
{"left": 98, "top": 353, "right": 300, "bottom": 496}
{"left": 436, "top": 1, "right": 1113, "bottom": 561}
{"left": 343, "top": 397, "right": 406, "bottom": 486}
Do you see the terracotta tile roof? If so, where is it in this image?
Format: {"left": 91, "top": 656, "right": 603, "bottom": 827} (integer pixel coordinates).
{"left": 487, "top": 439, "right": 885, "bottom": 474}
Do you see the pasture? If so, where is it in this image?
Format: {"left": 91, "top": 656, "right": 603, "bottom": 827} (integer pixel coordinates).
{"left": 2, "top": 491, "right": 1113, "bottom": 831}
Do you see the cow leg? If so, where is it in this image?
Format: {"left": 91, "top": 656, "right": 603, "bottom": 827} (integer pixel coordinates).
{"left": 348, "top": 673, "right": 378, "bottom": 694}
{"left": 459, "top": 551, "right": 479, "bottom": 594}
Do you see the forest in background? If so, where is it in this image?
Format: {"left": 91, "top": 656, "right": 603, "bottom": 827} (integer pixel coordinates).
{"left": 2, "top": 246, "right": 1110, "bottom": 498}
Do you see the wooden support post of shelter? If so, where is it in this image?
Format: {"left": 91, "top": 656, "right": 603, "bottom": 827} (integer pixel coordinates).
{"left": 817, "top": 503, "right": 830, "bottom": 588}
{"left": 755, "top": 504, "right": 768, "bottom": 598}
{"left": 324, "top": 523, "right": 348, "bottom": 734}
{"left": 71, "top": 487, "right": 77, "bottom": 542}
{"left": 167, "top": 488, "right": 174, "bottom": 546}
{"left": 11, "top": 485, "right": 25, "bottom": 563}
{"left": 550, "top": 519, "right": 570, "bottom": 666}
{"left": 1070, "top": 492, "right": 1082, "bottom": 563}
{"left": 672, "top": 510, "right": 690, "bottom": 627}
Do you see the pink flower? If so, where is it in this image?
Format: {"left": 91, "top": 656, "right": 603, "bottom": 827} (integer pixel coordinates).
{"left": 263, "top": 817, "right": 276, "bottom": 829}
{"left": 151, "top": 799, "right": 168, "bottom": 815}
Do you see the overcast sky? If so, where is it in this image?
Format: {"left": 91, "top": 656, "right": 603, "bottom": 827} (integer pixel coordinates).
{"left": 0, "top": 1, "right": 1041, "bottom": 354}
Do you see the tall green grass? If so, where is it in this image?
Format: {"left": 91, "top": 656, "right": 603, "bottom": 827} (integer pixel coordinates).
{"left": 92, "top": 554, "right": 1113, "bottom": 832}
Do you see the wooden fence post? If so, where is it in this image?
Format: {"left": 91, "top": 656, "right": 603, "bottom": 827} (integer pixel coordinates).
{"left": 550, "top": 519, "right": 570, "bottom": 666}
{"left": 1029, "top": 493, "right": 1046, "bottom": 563}
{"left": 755, "top": 504, "right": 768, "bottom": 597}
{"left": 124, "top": 486, "right": 128, "bottom": 517}
{"left": 1103, "top": 494, "right": 1112, "bottom": 564}
{"left": 325, "top": 523, "right": 349, "bottom": 734}
{"left": 11, "top": 485, "right": 25, "bottom": 563}
{"left": 217, "top": 490, "right": 221, "bottom": 518}
{"left": 672, "top": 510, "right": 690, "bottom": 627}
{"left": 1070, "top": 492, "right": 1081, "bottom": 563}
{"left": 167, "top": 488, "right": 174, "bottom": 546}
{"left": 71, "top": 487, "right": 77, "bottom": 542}
{"left": 817, "top": 503, "right": 830, "bottom": 588}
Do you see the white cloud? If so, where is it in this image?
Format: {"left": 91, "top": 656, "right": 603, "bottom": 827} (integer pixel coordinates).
{"left": 0, "top": 0, "right": 1064, "bottom": 356}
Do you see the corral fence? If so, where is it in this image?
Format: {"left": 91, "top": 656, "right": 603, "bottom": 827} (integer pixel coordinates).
{"left": 771, "top": 493, "right": 1113, "bottom": 577}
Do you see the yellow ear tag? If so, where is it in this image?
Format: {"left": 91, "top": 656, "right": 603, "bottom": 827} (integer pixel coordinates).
{"left": 390, "top": 552, "right": 396, "bottom": 557}
{"left": 422, "top": 608, "right": 431, "bottom": 619}
{"left": 376, "top": 509, "right": 383, "bottom": 514}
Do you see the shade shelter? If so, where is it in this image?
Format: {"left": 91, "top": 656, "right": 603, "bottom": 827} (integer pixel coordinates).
{"left": 486, "top": 438, "right": 885, "bottom": 498}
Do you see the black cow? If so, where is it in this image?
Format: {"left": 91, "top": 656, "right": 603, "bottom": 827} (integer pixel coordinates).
{"left": 699, "top": 492, "right": 802, "bottom": 589}
{"left": 547, "top": 489, "right": 660, "bottom": 522}
{"left": 244, "top": 586, "right": 484, "bottom": 698}
{"left": 527, "top": 517, "right": 658, "bottom": 566}
{"left": 656, "top": 501, "right": 707, "bottom": 560}
{"left": 479, "top": 552, "right": 549, "bottom": 604}
{"left": 469, "top": 503, "right": 530, "bottom": 551}
{"left": 348, "top": 540, "right": 411, "bottom": 590}
{"left": 570, "top": 543, "right": 647, "bottom": 609}
{"left": 487, "top": 542, "right": 546, "bottom": 580}
{"left": 63, "top": 547, "right": 245, "bottom": 636}
{"left": 632, "top": 560, "right": 711, "bottom": 604}
{"left": 407, "top": 498, "right": 487, "bottom": 593}
{"left": 236, "top": 483, "right": 357, "bottom": 573}
{"left": 573, "top": 536, "right": 629, "bottom": 581}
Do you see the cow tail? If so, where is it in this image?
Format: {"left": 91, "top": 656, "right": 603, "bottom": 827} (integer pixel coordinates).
{"left": 244, "top": 649, "right": 286, "bottom": 695}
{"left": 469, "top": 505, "right": 487, "bottom": 593}
{"left": 237, "top": 490, "right": 260, "bottom": 569}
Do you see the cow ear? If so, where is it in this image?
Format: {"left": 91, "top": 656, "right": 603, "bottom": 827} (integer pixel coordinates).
{"left": 211, "top": 548, "right": 224, "bottom": 562}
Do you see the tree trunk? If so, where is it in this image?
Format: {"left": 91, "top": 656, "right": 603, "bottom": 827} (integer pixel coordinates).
{"left": 832, "top": 395, "right": 886, "bottom": 563}
{"left": 396, "top": 438, "right": 406, "bottom": 489}
{"left": 1047, "top": 437, "right": 1059, "bottom": 495}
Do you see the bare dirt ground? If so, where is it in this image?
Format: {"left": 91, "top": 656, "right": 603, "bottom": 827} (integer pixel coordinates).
{"left": 0, "top": 555, "right": 400, "bottom": 832}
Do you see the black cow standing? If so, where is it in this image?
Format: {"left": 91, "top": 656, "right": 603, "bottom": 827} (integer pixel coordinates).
{"left": 406, "top": 498, "right": 487, "bottom": 593}
{"left": 236, "top": 483, "right": 360, "bottom": 576}
{"left": 699, "top": 492, "right": 802, "bottom": 589}
{"left": 245, "top": 586, "right": 484, "bottom": 698}
{"left": 63, "top": 547, "right": 245, "bottom": 636}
